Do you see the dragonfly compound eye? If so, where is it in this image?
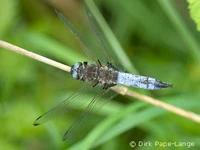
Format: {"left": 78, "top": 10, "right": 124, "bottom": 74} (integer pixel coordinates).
{"left": 71, "top": 62, "right": 83, "bottom": 79}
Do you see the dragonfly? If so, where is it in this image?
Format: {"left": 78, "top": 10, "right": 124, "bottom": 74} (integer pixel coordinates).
{"left": 33, "top": 7, "right": 172, "bottom": 142}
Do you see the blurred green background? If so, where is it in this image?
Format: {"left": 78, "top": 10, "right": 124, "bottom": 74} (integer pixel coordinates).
{"left": 0, "top": 0, "right": 200, "bottom": 149}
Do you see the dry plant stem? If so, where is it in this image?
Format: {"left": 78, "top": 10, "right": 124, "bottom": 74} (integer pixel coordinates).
{"left": 112, "top": 86, "right": 200, "bottom": 123}
{"left": 0, "top": 40, "right": 200, "bottom": 124}
{"left": 0, "top": 40, "right": 71, "bottom": 72}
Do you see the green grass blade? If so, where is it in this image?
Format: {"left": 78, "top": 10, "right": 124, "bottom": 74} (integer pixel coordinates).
{"left": 158, "top": 0, "right": 200, "bottom": 64}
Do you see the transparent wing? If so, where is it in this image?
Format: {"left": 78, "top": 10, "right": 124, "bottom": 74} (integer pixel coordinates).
{"left": 86, "top": 9, "right": 111, "bottom": 64}
{"left": 62, "top": 87, "right": 117, "bottom": 143}
{"left": 55, "top": 9, "right": 122, "bottom": 69}
{"left": 55, "top": 9, "right": 99, "bottom": 65}
{"left": 85, "top": 7, "right": 124, "bottom": 70}
{"left": 33, "top": 83, "right": 92, "bottom": 126}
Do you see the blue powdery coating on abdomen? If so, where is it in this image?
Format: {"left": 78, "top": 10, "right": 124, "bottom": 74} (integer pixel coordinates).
{"left": 116, "top": 72, "right": 156, "bottom": 90}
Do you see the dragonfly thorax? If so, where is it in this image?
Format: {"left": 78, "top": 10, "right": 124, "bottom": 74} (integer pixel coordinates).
{"left": 71, "top": 61, "right": 118, "bottom": 89}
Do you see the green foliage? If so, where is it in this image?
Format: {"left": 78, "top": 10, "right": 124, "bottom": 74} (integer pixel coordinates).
{"left": 0, "top": 0, "right": 200, "bottom": 150}
{"left": 188, "top": 0, "right": 200, "bottom": 31}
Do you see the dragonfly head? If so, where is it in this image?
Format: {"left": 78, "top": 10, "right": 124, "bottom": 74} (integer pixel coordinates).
{"left": 71, "top": 62, "right": 83, "bottom": 79}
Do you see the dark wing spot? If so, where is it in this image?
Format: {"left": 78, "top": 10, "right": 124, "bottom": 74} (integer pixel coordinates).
{"left": 33, "top": 116, "right": 42, "bottom": 126}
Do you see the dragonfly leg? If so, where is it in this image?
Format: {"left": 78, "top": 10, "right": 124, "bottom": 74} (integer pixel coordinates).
{"left": 97, "top": 59, "right": 102, "bottom": 66}
{"left": 80, "top": 78, "right": 85, "bottom": 82}
{"left": 103, "top": 83, "right": 109, "bottom": 90}
{"left": 92, "top": 81, "right": 99, "bottom": 87}
{"left": 83, "top": 61, "right": 88, "bottom": 67}
{"left": 107, "top": 62, "right": 117, "bottom": 70}
{"left": 107, "top": 62, "right": 111, "bottom": 68}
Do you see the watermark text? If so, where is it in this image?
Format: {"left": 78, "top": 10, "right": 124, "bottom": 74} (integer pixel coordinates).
{"left": 129, "top": 140, "right": 195, "bottom": 148}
